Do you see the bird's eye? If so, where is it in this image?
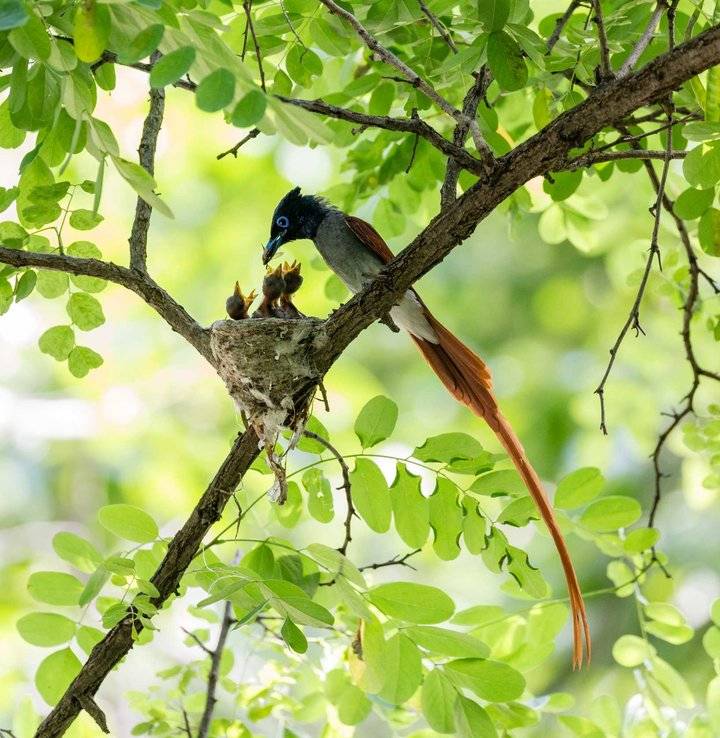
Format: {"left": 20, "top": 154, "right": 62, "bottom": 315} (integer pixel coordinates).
{"left": 276, "top": 215, "right": 289, "bottom": 229}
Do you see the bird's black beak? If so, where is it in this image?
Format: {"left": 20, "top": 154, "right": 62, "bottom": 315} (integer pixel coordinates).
{"left": 262, "top": 231, "right": 286, "bottom": 265}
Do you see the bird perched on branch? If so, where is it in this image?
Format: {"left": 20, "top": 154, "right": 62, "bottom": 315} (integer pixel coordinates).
{"left": 226, "top": 282, "right": 256, "bottom": 320}
{"left": 262, "top": 186, "right": 590, "bottom": 668}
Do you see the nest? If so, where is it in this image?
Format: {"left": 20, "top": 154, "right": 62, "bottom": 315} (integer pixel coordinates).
{"left": 210, "top": 317, "right": 327, "bottom": 441}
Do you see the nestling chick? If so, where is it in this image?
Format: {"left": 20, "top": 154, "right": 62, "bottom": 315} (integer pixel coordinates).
{"left": 257, "top": 264, "right": 285, "bottom": 317}
{"left": 226, "top": 282, "right": 257, "bottom": 320}
{"left": 279, "top": 260, "right": 304, "bottom": 318}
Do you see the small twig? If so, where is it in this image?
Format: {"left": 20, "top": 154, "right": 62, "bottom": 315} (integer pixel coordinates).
{"left": 405, "top": 131, "right": 420, "bottom": 173}
{"left": 302, "top": 430, "right": 354, "bottom": 554}
{"left": 594, "top": 112, "right": 673, "bottom": 434}
{"left": 547, "top": 0, "right": 583, "bottom": 53}
{"left": 561, "top": 148, "right": 685, "bottom": 170}
{"left": 359, "top": 549, "right": 422, "bottom": 571}
{"left": 418, "top": 0, "right": 457, "bottom": 53}
{"left": 617, "top": 1, "right": 666, "bottom": 78}
{"left": 591, "top": 0, "right": 612, "bottom": 80}
{"left": 129, "top": 51, "right": 165, "bottom": 273}
{"left": 217, "top": 128, "right": 261, "bottom": 160}
{"left": 181, "top": 627, "right": 213, "bottom": 655}
{"left": 181, "top": 709, "right": 192, "bottom": 738}
{"left": 242, "top": 0, "right": 266, "bottom": 91}
{"left": 197, "top": 599, "right": 234, "bottom": 738}
{"left": 76, "top": 696, "right": 109, "bottom": 735}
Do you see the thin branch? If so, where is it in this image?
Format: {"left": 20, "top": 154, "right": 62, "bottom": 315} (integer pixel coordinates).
{"left": 617, "top": 1, "right": 666, "bottom": 78}
{"left": 441, "top": 67, "right": 492, "bottom": 209}
{"left": 591, "top": 0, "right": 612, "bottom": 80}
{"left": 276, "top": 96, "right": 484, "bottom": 174}
{"left": 197, "top": 599, "right": 234, "bottom": 738}
{"left": 316, "top": 0, "right": 493, "bottom": 165}
{"left": 242, "top": 0, "right": 266, "bottom": 92}
{"left": 302, "top": 430, "right": 354, "bottom": 554}
{"left": 418, "top": 0, "right": 457, "bottom": 53}
{"left": 594, "top": 111, "right": 674, "bottom": 434}
{"left": 34, "top": 430, "right": 260, "bottom": 738}
{"left": 129, "top": 51, "right": 165, "bottom": 273}
{"left": 359, "top": 549, "right": 422, "bottom": 572}
{"left": 181, "top": 627, "right": 213, "bottom": 655}
{"left": 547, "top": 0, "right": 583, "bottom": 53}
{"left": 0, "top": 248, "right": 214, "bottom": 366}
{"left": 217, "top": 128, "right": 261, "bottom": 160}
{"left": 561, "top": 148, "right": 685, "bottom": 170}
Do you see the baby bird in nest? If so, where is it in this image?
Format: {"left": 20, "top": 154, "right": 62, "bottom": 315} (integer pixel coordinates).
{"left": 225, "top": 282, "right": 257, "bottom": 320}
{"left": 256, "top": 264, "right": 286, "bottom": 317}
{"left": 279, "top": 260, "right": 304, "bottom": 318}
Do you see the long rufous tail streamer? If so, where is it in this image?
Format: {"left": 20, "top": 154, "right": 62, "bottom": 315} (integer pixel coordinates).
{"left": 412, "top": 308, "right": 591, "bottom": 668}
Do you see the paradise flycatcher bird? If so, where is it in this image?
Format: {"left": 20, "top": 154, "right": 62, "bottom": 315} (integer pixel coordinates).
{"left": 262, "top": 187, "right": 590, "bottom": 668}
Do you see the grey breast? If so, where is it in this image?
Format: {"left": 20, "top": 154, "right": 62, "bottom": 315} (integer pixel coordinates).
{"left": 314, "top": 211, "right": 384, "bottom": 294}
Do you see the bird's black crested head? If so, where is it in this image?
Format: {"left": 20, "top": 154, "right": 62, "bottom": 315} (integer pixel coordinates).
{"left": 263, "top": 187, "right": 332, "bottom": 264}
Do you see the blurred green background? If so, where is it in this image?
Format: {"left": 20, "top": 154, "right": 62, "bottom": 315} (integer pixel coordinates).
{"left": 1, "top": 69, "right": 719, "bottom": 735}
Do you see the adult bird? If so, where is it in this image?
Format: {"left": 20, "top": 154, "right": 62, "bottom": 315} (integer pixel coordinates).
{"left": 262, "top": 186, "right": 590, "bottom": 668}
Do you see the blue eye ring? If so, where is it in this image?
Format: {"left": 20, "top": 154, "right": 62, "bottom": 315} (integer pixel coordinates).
{"left": 276, "top": 215, "right": 289, "bottom": 229}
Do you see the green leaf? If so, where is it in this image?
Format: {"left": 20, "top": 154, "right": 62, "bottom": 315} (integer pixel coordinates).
{"left": 336, "top": 683, "right": 372, "bottom": 725}
{"left": 683, "top": 143, "right": 720, "bottom": 190}
{"left": 68, "top": 346, "right": 103, "bottom": 378}
{"left": 196, "top": 68, "right": 236, "bottom": 113}
{"left": 261, "top": 579, "right": 334, "bottom": 627}
{"left": 305, "top": 543, "right": 366, "bottom": 588}
{"left": 27, "top": 571, "right": 83, "bottom": 606}
{"left": 712, "top": 598, "right": 720, "bottom": 626}
{"left": 445, "top": 658, "right": 525, "bottom": 702}
{"left": 150, "top": 46, "right": 196, "bottom": 88}
{"left": 612, "top": 634, "right": 655, "bottom": 667}
{"left": 16, "top": 612, "right": 76, "bottom": 647}
{"left": 66, "top": 292, "right": 104, "bottom": 331}
{"left": 38, "top": 325, "right": 75, "bottom": 360}
{"left": 113, "top": 157, "right": 172, "bottom": 218}
{"left": 390, "top": 463, "right": 429, "bottom": 548}
{"left": 349, "top": 458, "right": 391, "bottom": 533}
{"left": 699, "top": 208, "right": 720, "bottom": 257}
{"left": 544, "top": 170, "right": 582, "bottom": 202}
{"left": 405, "top": 626, "right": 489, "bottom": 658}
{"left": 97, "top": 504, "right": 159, "bottom": 543}
{"left": 117, "top": 24, "right": 164, "bottom": 65}
{"left": 73, "top": 4, "right": 111, "bottom": 63}
{"left": 9, "top": 15, "right": 50, "bottom": 60}
{"left": 497, "top": 496, "right": 538, "bottom": 527}
{"left": 354, "top": 395, "right": 398, "bottom": 448}
{"left": 428, "top": 478, "right": 463, "bottom": 560}
{"left": 477, "top": 0, "right": 510, "bottom": 30}
{"left": 487, "top": 31, "right": 527, "bottom": 91}
{"left": 76, "top": 625, "right": 104, "bottom": 655}
{"left": 579, "top": 495, "right": 642, "bottom": 532}
{"left": 648, "top": 655, "right": 695, "bottom": 709}
{"left": 0, "top": 0, "right": 28, "bottom": 31}
{"left": 35, "top": 648, "right": 82, "bottom": 705}
{"left": 302, "top": 468, "right": 334, "bottom": 523}
{"left": 0, "top": 186, "right": 18, "bottom": 213}
{"left": 69, "top": 209, "right": 103, "bottom": 230}
{"left": 455, "top": 694, "right": 498, "bottom": 738}
{"left": 14, "top": 269, "right": 36, "bottom": 300}
{"left": 231, "top": 89, "right": 267, "bottom": 127}
{"left": 274, "top": 481, "right": 302, "bottom": 527}
{"left": 470, "top": 470, "right": 524, "bottom": 496}
{"left": 281, "top": 617, "right": 307, "bottom": 653}
{"left": 554, "top": 467, "right": 604, "bottom": 509}
{"left": 378, "top": 633, "right": 422, "bottom": 704}
{"left": 369, "top": 582, "right": 454, "bottom": 624}
{"left": 674, "top": 188, "right": 714, "bottom": 220}
{"left": 36, "top": 270, "right": 69, "bottom": 298}
{"left": 52, "top": 532, "right": 102, "bottom": 573}
{"left": 623, "top": 527, "right": 659, "bottom": 553}
{"left": 79, "top": 565, "right": 109, "bottom": 606}
{"left": 422, "top": 669, "right": 457, "bottom": 733}
{"left": 414, "top": 432, "right": 484, "bottom": 463}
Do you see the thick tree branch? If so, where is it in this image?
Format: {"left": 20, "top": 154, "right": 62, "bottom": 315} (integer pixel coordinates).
{"left": 129, "top": 55, "right": 165, "bottom": 272}
{"left": 35, "top": 431, "right": 260, "bottom": 738}
{"left": 317, "top": 25, "right": 720, "bottom": 366}
{"left": 0, "top": 248, "right": 214, "bottom": 366}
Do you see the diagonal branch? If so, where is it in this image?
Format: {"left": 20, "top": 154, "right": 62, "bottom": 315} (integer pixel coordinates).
{"left": 129, "top": 53, "right": 165, "bottom": 273}
{"left": 276, "top": 96, "right": 485, "bottom": 174}
{"left": 316, "top": 0, "right": 494, "bottom": 165}
{"left": 35, "top": 431, "right": 260, "bottom": 738}
{"left": 418, "top": 0, "right": 457, "bottom": 53}
{"left": 591, "top": 0, "right": 613, "bottom": 80}
{"left": 0, "top": 248, "right": 214, "bottom": 366}
{"left": 547, "top": 0, "right": 583, "bottom": 53}
{"left": 561, "top": 148, "right": 685, "bottom": 170}
{"left": 617, "top": 1, "right": 666, "bottom": 78}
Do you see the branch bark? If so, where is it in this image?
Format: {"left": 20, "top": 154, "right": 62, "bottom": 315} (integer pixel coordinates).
{"left": 129, "top": 56, "right": 165, "bottom": 272}
{"left": 35, "top": 430, "right": 260, "bottom": 738}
